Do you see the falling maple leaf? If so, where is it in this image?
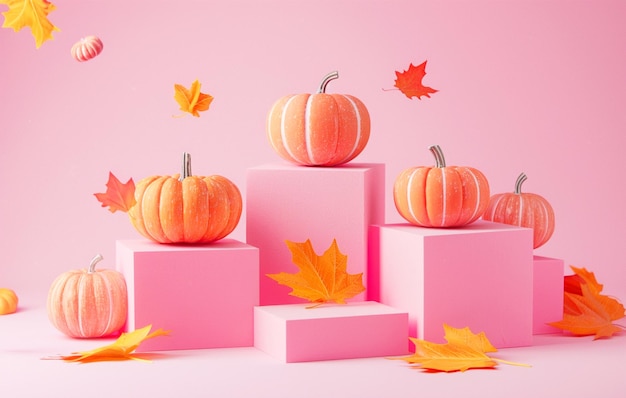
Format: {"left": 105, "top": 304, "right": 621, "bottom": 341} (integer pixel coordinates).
{"left": 174, "top": 79, "right": 214, "bottom": 117}
{"left": 43, "top": 325, "right": 170, "bottom": 363}
{"left": 94, "top": 172, "right": 137, "bottom": 213}
{"left": 267, "top": 239, "right": 365, "bottom": 307}
{"left": 549, "top": 266, "right": 625, "bottom": 339}
{"left": 394, "top": 324, "right": 530, "bottom": 373}
{"left": 0, "top": 0, "right": 60, "bottom": 48}
{"left": 390, "top": 61, "right": 438, "bottom": 100}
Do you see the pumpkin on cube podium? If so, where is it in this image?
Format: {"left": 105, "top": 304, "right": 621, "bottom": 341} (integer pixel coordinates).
{"left": 47, "top": 255, "right": 128, "bottom": 338}
{"left": 393, "top": 145, "right": 490, "bottom": 228}
{"left": 482, "top": 172, "right": 555, "bottom": 249}
{"left": 267, "top": 71, "right": 371, "bottom": 167}
{"left": 129, "top": 153, "right": 242, "bottom": 244}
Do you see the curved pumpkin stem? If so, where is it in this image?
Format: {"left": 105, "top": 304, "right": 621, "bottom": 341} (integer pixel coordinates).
{"left": 317, "top": 71, "right": 339, "bottom": 94}
{"left": 180, "top": 152, "right": 192, "bottom": 182}
{"left": 514, "top": 172, "right": 528, "bottom": 194}
{"left": 429, "top": 145, "right": 446, "bottom": 168}
{"left": 88, "top": 254, "right": 104, "bottom": 274}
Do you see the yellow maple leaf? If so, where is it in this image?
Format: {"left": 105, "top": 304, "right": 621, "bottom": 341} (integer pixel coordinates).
{"left": 44, "top": 325, "right": 170, "bottom": 363}
{"left": 174, "top": 79, "right": 214, "bottom": 117}
{"left": 0, "top": 0, "right": 60, "bottom": 48}
{"left": 394, "top": 324, "right": 530, "bottom": 372}
{"left": 267, "top": 239, "right": 365, "bottom": 307}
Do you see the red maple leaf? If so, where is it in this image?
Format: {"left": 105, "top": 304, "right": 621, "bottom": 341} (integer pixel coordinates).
{"left": 393, "top": 61, "right": 438, "bottom": 100}
{"left": 94, "top": 172, "right": 136, "bottom": 213}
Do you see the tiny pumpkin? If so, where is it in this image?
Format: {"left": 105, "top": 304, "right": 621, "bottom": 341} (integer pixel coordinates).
{"left": 393, "top": 145, "right": 490, "bottom": 227}
{"left": 0, "top": 288, "right": 18, "bottom": 315}
{"left": 47, "top": 254, "right": 128, "bottom": 338}
{"left": 128, "top": 152, "right": 242, "bottom": 244}
{"left": 267, "top": 71, "right": 371, "bottom": 167}
{"left": 482, "top": 172, "right": 555, "bottom": 249}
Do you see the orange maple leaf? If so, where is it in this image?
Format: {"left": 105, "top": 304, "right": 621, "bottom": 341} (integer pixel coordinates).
{"left": 94, "top": 172, "right": 137, "bottom": 213}
{"left": 267, "top": 239, "right": 365, "bottom": 306}
{"left": 174, "top": 79, "right": 214, "bottom": 117}
{"left": 43, "top": 325, "right": 170, "bottom": 363}
{"left": 395, "top": 324, "right": 529, "bottom": 372}
{"left": 392, "top": 61, "right": 438, "bottom": 100}
{"left": 0, "top": 0, "right": 60, "bottom": 48}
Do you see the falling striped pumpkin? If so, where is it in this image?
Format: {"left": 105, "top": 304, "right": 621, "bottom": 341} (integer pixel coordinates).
{"left": 266, "top": 71, "right": 370, "bottom": 167}
{"left": 71, "top": 35, "right": 103, "bottom": 62}
{"left": 482, "top": 173, "right": 555, "bottom": 249}
{"left": 393, "top": 145, "right": 490, "bottom": 227}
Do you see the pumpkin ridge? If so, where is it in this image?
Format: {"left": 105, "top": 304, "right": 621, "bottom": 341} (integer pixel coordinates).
{"left": 281, "top": 95, "right": 308, "bottom": 164}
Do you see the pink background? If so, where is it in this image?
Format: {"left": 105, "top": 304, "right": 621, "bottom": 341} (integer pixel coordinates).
{"left": 1, "top": 1, "right": 626, "bottom": 396}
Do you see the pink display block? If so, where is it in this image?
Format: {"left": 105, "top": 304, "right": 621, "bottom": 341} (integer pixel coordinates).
{"left": 247, "top": 163, "right": 385, "bottom": 305}
{"left": 533, "top": 255, "right": 565, "bottom": 334}
{"left": 116, "top": 239, "right": 259, "bottom": 352}
{"left": 254, "top": 301, "right": 409, "bottom": 363}
{"left": 368, "top": 221, "right": 534, "bottom": 349}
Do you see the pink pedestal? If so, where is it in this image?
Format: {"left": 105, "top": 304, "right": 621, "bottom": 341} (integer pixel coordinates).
{"left": 116, "top": 239, "right": 259, "bottom": 352}
{"left": 254, "top": 301, "right": 409, "bottom": 363}
{"left": 368, "top": 221, "right": 534, "bottom": 349}
{"left": 533, "top": 255, "right": 565, "bottom": 334}
{"left": 247, "top": 162, "right": 385, "bottom": 305}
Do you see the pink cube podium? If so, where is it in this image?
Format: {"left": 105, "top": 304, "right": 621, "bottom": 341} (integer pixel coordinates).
{"left": 254, "top": 301, "right": 409, "bottom": 362}
{"left": 533, "top": 255, "right": 565, "bottom": 334}
{"left": 368, "top": 221, "right": 534, "bottom": 349}
{"left": 247, "top": 162, "right": 385, "bottom": 305}
{"left": 116, "top": 239, "right": 259, "bottom": 352}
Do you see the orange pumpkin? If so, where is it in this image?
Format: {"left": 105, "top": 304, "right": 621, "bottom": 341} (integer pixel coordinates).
{"left": 267, "top": 71, "right": 371, "bottom": 167}
{"left": 0, "top": 288, "right": 18, "bottom": 315}
{"left": 393, "top": 145, "right": 490, "bottom": 227}
{"left": 128, "top": 153, "right": 242, "bottom": 244}
{"left": 47, "top": 254, "right": 128, "bottom": 338}
{"left": 482, "top": 172, "right": 555, "bottom": 249}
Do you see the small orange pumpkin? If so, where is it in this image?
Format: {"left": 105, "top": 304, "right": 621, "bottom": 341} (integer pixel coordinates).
{"left": 0, "top": 288, "right": 18, "bottom": 315}
{"left": 267, "top": 71, "right": 371, "bottom": 167}
{"left": 482, "top": 172, "right": 555, "bottom": 249}
{"left": 128, "top": 153, "right": 242, "bottom": 244}
{"left": 47, "top": 254, "right": 128, "bottom": 338}
{"left": 393, "top": 145, "right": 490, "bottom": 227}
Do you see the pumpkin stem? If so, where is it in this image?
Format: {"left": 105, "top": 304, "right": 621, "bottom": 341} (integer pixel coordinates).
{"left": 88, "top": 254, "right": 104, "bottom": 274}
{"left": 514, "top": 172, "right": 528, "bottom": 194}
{"left": 429, "top": 145, "right": 446, "bottom": 168}
{"left": 317, "top": 71, "right": 339, "bottom": 94}
{"left": 180, "top": 152, "right": 192, "bottom": 181}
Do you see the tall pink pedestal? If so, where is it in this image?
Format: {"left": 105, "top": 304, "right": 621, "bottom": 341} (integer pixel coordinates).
{"left": 247, "top": 162, "right": 385, "bottom": 305}
{"left": 369, "top": 221, "right": 534, "bottom": 349}
{"left": 116, "top": 239, "right": 259, "bottom": 352}
{"left": 254, "top": 301, "right": 409, "bottom": 363}
{"left": 533, "top": 255, "right": 564, "bottom": 334}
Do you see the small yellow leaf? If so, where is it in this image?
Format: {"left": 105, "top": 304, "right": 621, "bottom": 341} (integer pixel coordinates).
{"left": 174, "top": 79, "right": 214, "bottom": 117}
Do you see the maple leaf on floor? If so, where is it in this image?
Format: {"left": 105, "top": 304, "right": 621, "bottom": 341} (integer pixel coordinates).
{"left": 174, "top": 79, "right": 214, "bottom": 117}
{"left": 394, "top": 324, "right": 529, "bottom": 373}
{"left": 94, "top": 172, "right": 137, "bottom": 213}
{"left": 267, "top": 239, "right": 365, "bottom": 307}
{"left": 0, "top": 0, "right": 60, "bottom": 48}
{"left": 43, "top": 325, "right": 170, "bottom": 363}
{"left": 392, "top": 61, "right": 438, "bottom": 100}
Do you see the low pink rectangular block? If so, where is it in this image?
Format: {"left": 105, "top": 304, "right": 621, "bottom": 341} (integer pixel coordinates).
{"left": 116, "top": 239, "right": 259, "bottom": 352}
{"left": 533, "top": 255, "right": 565, "bottom": 334}
{"left": 369, "top": 221, "right": 534, "bottom": 349}
{"left": 254, "top": 301, "right": 409, "bottom": 363}
{"left": 247, "top": 163, "right": 385, "bottom": 305}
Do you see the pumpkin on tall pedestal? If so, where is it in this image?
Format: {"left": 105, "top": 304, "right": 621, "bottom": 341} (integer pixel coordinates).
{"left": 266, "top": 71, "right": 371, "bottom": 167}
{"left": 393, "top": 145, "right": 490, "bottom": 228}
{"left": 482, "top": 172, "right": 555, "bottom": 249}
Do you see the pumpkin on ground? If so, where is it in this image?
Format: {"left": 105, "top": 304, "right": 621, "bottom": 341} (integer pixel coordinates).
{"left": 393, "top": 145, "right": 490, "bottom": 228}
{"left": 482, "top": 172, "right": 555, "bottom": 249}
{"left": 0, "top": 288, "right": 18, "bottom": 315}
{"left": 47, "top": 254, "right": 128, "bottom": 338}
{"left": 267, "top": 71, "right": 371, "bottom": 167}
{"left": 128, "top": 153, "right": 242, "bottom": 244}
